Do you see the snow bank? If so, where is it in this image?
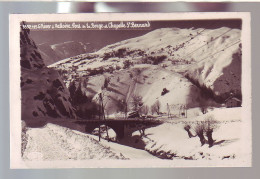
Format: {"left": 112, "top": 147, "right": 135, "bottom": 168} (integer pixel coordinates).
{"left": 23, "top": 123, "right": 127, "bottom": 160}
{"left": 91, "top": 134, "right": 159, "bottom": 159}
{"left": 136, "top": 107, "right": 251, "bottom": 165}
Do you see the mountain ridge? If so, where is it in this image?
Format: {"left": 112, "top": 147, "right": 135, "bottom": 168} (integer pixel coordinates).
{"left": 37, "top": 41, "right": 93, "bottom": 65}
{"left": 49, "top": 27, "right": 241, "bottom": 116}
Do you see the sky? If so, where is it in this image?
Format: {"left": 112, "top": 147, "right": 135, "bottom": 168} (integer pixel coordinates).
{"left": 30, "top": 19, "right": 242, "bottom": 51}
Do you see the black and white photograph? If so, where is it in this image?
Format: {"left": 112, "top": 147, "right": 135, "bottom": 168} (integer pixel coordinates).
{"left": 10, "top": 13, "right": 251, "bottom": 168}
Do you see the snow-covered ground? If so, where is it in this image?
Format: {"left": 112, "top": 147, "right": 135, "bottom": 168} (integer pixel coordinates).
{"left": 22, "top": 107, "right": 251, "bottom": 167}
{"left": 133, "top": 107, "right": 251, "bottom": 166}
{"left": 91, "top": 135, "right": 158, "bottom": 159}
{"left": 23, "top": 123, "right": 126, "bottom": 160}
{"left": 22, "top": 123, "right": 157, "bottom": 161}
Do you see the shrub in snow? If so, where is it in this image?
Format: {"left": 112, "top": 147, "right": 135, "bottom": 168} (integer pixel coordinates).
{"left": 184, "top": 124, "right": 195, "bottom": 138}
{"left": 141, "top": 55, "right": 167, "bottom": 65}
{"left": 194, "top": 121, "right": 207, "bottom": 146}
{"left": 200, "top": 105, "right": 208, "bottom": 114}
{"left": 116, "top": 48, "right": 127, "bottom": 58}
{"left": 141, "top": 57, "right": 151, "bottom": 64}
{"left": 129, "top": 73, "right": 133, "bottom": 79}
{"left": 204, "top": 115, "right": 219, "bottom": 147}
{"left": 87, "top": 67, "right": 105, "bottom": 76}
{"left": 193, "top": 115, "right": 219, "bottom": 147}
{"left": 103, "top": 52, "right": 113, "bottom": 61}
{"left": 102, "top": 77, "right": 110, "bottom": 89}
{"left": 123, "top": 60, "right": 132, "bottom": 69}
{"left": 162, "top": 64, "right": 168, "bottom": 68}
{"left": 153, "top": 55, "right": 167, "bottom": 65}
{"left": 131, "top": 95, "right": 143, "bottom": 112}
{"left": 161, "top": 88, "right": 169, "bottom": 96}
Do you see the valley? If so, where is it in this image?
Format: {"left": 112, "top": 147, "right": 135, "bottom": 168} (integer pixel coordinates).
{"left": 19, "top": 21, "right": 250, "bottom": 166}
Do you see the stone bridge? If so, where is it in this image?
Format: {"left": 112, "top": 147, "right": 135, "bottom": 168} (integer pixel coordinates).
{"left": 74, "top": 119, "right": 162, "bottom": 139}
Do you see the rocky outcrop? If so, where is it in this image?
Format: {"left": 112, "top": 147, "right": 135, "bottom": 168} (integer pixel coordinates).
{"left": 20, "top": 22, "right": 76, "bottom": 127}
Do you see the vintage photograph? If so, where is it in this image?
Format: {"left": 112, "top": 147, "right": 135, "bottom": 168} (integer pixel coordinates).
{"left": 10, "top": 13, "right": 251, "bottom": 168}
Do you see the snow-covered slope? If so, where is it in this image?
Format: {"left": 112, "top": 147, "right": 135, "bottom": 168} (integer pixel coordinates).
{"left": 49, "top": 27, "right": 241, "bottom": 115}
{"left": 20, "top": 25, "right": 76, "bottom": 127}
{"left": 50, "top": 27, "right": 240, "bottom": 69}
{"left": 96, "top": 27, "right": 242, "bottom": 99}
{"left": 184, "top": 36, "right": 241, "bottom": 100}
{"left": 80, "top": 65, "right": 205, "bottom": 115}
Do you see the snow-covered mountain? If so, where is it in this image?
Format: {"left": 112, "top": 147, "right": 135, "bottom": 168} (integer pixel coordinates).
{"left": 20, "top": 25, "right": 76, "bottom": 127}
{"left": 49, "top": 27, "right": 242, "bottom": 115}
{"left": 38, "top": 41, "right": 93, "bottom": 65}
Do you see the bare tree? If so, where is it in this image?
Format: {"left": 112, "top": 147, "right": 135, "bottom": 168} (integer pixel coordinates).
{"left": 200, "top": 105, "right": 208, "bottom": 114}
{"left": 194, "top": 121, "right": 206, "bottom": 146}
{"left": 204, "top": 115, "right": 219, "bottom": 147}
{"left": 151, "top": 100, "right": 161, "bottom": 115}
{"left": 131, "top": 95, "right": 143, "bottom": 112}
{"left": 184, "top": 124, "right": 195, "bottom": 138}
{"left": 116, "top": 99, "right": 128, "bottom": 119}
{"left": 123, "top": 60, "right": 132, "bottom": 69}
{"left": 192, "top": 115, "right": 219, "bottom": 147}
{"left": 140, "top": 105, "right": 149, "bottom": 116}
{"left": 102, "top": 77, "right": 110, "bottom": 90}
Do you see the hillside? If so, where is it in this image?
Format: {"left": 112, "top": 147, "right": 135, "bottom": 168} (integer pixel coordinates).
{"left": 20, "top": 24, "right": 76, "bottom": 127}
{"left": 49, "top": 27, "right": 242, "bottom": 116}
{"left": 38, "top": 41, "right": 93, "bottom": 65}
{"left": 82, "top": 65, "right": 205, "bottom": 115}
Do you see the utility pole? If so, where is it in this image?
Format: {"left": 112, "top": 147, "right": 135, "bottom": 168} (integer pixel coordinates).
{"left": 167, "top": 103, "right": 172, "bottom": 119}
{"left": 98, "top": 94, "right": 101, "bottom": 141}
{"left": 179, "top": 105, "right": 182, "bottom": 118}
{"left": 179, "top": 105, "right": 186, "bottom": 118}
{"left": 99, "top": 93, "right": 110, "bottom": 142}
{"left": 185, "top": 105, "right": 188, "bottom": 118}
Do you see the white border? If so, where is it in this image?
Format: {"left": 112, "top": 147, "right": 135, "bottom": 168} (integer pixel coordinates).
{"left": 9, "top": 12, "right": 251, "bottom": 168}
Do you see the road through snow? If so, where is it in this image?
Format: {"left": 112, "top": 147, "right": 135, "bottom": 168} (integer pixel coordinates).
{"left": 23, "top": 123, "right": 157, "bottom": 161}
